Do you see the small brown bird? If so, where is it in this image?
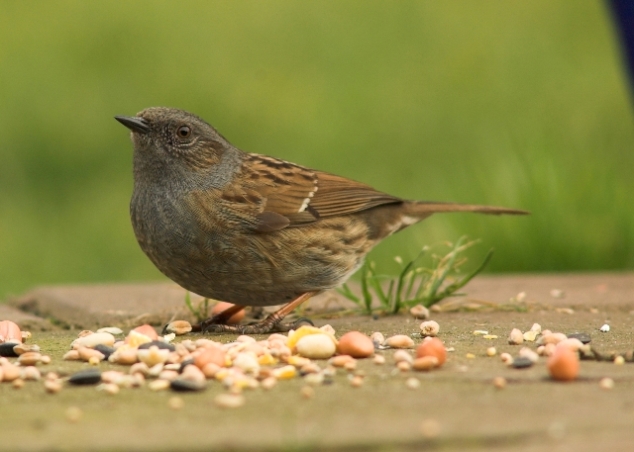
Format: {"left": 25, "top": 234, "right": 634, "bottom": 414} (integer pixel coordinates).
{"left": 115, "top": 107, "right": 527, "bottom": 334}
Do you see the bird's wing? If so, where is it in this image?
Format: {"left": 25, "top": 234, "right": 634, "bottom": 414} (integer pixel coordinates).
{"left": 308, "top": 171, "right": 403, "bottom": 217}
{"left": 224, "top": 154, "right": 402, "bottom": 232}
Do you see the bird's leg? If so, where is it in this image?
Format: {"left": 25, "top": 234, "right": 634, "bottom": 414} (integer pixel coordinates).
{"left": 195, "top": 303, "right": 246, "bottom": 332}
{"left": 210, "top": 303, "right": 246, "bottom": 324}
{"left": 201, "top": 291, "right": 319, "bottom": 335}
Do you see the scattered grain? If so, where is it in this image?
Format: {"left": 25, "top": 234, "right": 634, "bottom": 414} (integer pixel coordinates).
{"left": 548, "top": 345, "right": 579, "bottom": 381}
{"left": 614, "top": 356, "right": 625, "bottom": 365}
{"left": 329, "top": 355, "right": 355, "bottom": 368}
{"left": 0, "top": 320, "right": 22, "bottom": 344}
{"left": 164, "top": 320, "right": 192, "bottom": 336}
{"left": 18, "top": 352, "right": 43, "bottom": 366}
{"left": 320, "top": 324, "right": 336, "bottom": 335}
{"left": 168, "top": 396, "right": 185, "bottom": 410}
{"left": 410, "top": 304, "right": 430, "bottom": 319}
{"left": 416, "top": 338, "right": 446, "bottom": 366}
{"left": 72, "top": 332, "right": 115, "bottom": 349}
{"left": 539, "top": 332, "right": 568, "bottom": 345}
{"left": 13, "top": 343, "right": 40, "bottom": 355}
{"left": 419, "top": 320, "right": 440, "bottom": 337}
{"left": 97, "top": 383, "right": 120, "bottom": 395}
{"left": 296, "top": 334, "right": 337, "bottom": 359}
{"left": 492, "top": 376, "right": 507, "bottom": 389}
{"left": 370, "top": 332, "right": 385, "bottom": 345}
{"left": 350, "top": 375, "right": 364, "bottom": 387}
{"left": 523, "top": 330, "right": 538, "bottom": 342}
{"left": 44, "top": 379, "right": 63, "bottom": 394}
{"left": 302, "top": 372, "right": 323, "bottom": 386}
{"left": 500, "top": 352, "right": 513, "bottom": 365}
{"left": 65, "top": 407, "right": 83, "bottom": 423}
{"left": 96, "top": 327, "right": 123, "bottom": 335}
{"left": 599, "top": 377, "right": 614, "bottom": 390}
{"left": 373, "top": 354, "right": 385, "bottom": 365}
{"left": 301, "top": 385, "right": 315, "bottom": 398}
{"left": 337, "top": 331, "right": 374, "bottom": 358}
{"left": 412, "top": 356, "right": 438, "bottom": 371}
{"left": 272, "top": 365, "right": 297, "bottom": 379}
{"left": 260, "top": 377, "right": 277, "bottom": 390}
{"left": 215, "top": 393, "right": 245, "bottom": 408}
{"left": 78, "top": 347, "right": 105, "bottom": 363}
{"left": 508, "top": 328, "right": 523, "bottom": 345}
{"left": 137, "top": 346, "right": 170, "bottom": 367}
{"left": 556, "top": 338, "right": 585, "bottom": 353}
{"left": 393, "top": 350, "right": 414, "bottom": 364}
{"left": 385, "top": 335, "right": 414, "bottom": 349}
{"left": 149, "top": 379, "right": 170, "bottom": 391}
{"left": 519, "top": 347, "right": 539, "bottom": 363}
{"left": 420, "top": 419, "right": 441, "bottom": 438}
{"left": 405, "top": 377, "right": 420, "bottom": 389}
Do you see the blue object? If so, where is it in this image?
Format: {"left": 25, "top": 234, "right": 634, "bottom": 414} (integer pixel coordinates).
{"left": 609, "top": 0, "right": 634, "bottom": 96}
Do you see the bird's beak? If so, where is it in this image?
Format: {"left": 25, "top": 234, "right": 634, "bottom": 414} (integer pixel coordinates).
{"left": 114, "top": 115, "right": 150, "bottom": 134}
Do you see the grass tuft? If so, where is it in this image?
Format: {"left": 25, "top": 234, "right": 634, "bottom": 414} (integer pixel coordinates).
{"left": 337, "top": 237, "right": 492, "bottom": 315}
{"left": 184, "top": 293, "right": 211, "bottom": 323}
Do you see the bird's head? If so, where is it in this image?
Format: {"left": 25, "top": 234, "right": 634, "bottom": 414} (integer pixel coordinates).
{"left": 115, "top": 107, "right": 230, "bottom": 173}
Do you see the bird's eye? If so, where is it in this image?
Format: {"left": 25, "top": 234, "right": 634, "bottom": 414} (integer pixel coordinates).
{"left": 177, "top": 126, "right": 191, "bottom": 138}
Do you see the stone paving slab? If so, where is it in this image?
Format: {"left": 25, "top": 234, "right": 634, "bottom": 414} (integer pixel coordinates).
{"left": 2, "top": 304, "right": 634, "bottom": 451}
{"left": 7, "top": 282, "right": 202, "bottom": 329}
{"left": 5, "top": 273, "right": 634, "bottom": 330}
{"left": 0, "top": 304, "right": 56, "bottom": 331}
{"left": 463, "top": 272, "right": 634, "bottom": 311}
{"left": 1, "top": 272, "right": 634, "bottom": 451}
{"left": 6, "top": 282, "right": 359, "bottom": 329}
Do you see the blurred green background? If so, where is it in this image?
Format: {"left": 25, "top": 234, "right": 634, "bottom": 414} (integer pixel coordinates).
{"left": 1, "top": 1, "right": 633, "bottom": 300}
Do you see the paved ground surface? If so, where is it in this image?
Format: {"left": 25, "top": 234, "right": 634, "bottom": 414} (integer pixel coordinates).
{"left": 1, "top": 272, "right": 634, "bottom": 451}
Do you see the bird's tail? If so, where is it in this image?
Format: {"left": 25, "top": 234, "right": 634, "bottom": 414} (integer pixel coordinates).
{"left": 406, "top": 201, "right": 529, "bottom": 217}
{"left": 363, "top": 200, "right": 528, "bottom": 240}
{"left": 390, "top": 201, "right": 528, "bottom": 232}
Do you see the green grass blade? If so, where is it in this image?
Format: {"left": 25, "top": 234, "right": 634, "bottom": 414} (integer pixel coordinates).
{"left": 184, "top": 292, "right": 195, "bottom": 318}
{"left": 423, "top": 237, "right": 466, "bottom": 301}
{"left": 360, "top": 264, "right": 373, "bottom": 314}
{"left": 336, "top": 283, "right": 360, "bottom": 304}
{"left": 434, "top": 248, "right": 494, "bottom": 301}
{"left": 369, "top": 275, "right": 389, "bottom": 307}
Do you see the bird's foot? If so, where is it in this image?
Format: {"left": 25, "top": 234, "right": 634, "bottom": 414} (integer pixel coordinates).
{"left": 201, "top": 316, "right": 314, "bottom": 335}
{"left": 199, "top": 291, "right": 319, "bottom": 335}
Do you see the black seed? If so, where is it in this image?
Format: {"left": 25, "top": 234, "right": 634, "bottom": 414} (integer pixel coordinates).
{"left": 170, "top": 378, "right": 207, "bottom": 392}
{"left": 94, "top": 344, "right": 115, "bottom": 359}
{"left": 138, "top": 340, "right": 176, "bottom": 352}
{"left": 567, "top": 332, "right": 591, "bottom": 344}
{"left": 512, "top": 357, "right": 534, "bottom": 369}
{"left": 179, "top": 359, "right": 195, "bottom": 373}
{"left": 68, "top": 369, "right": 102, "bottom": 385}
{"left": 0, "top": 342, "right": 20, "bottom": 357}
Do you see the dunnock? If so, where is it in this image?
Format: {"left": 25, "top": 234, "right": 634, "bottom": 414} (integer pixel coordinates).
{"left": 115, "top": 107, "right": 527, "bottom": 334}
